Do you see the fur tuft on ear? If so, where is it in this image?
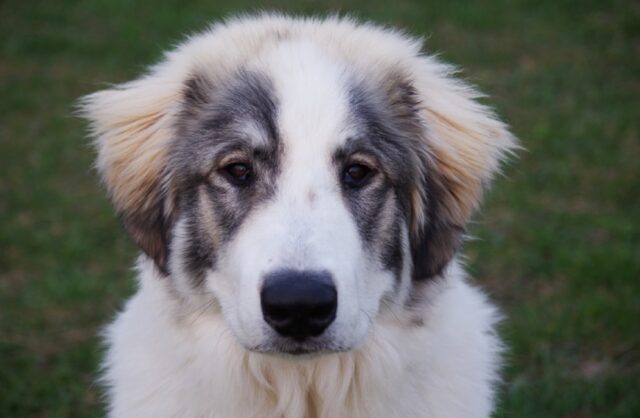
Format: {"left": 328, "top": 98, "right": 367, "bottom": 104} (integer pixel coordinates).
{"left": 78, "top": 71, "right": 183, "bottom": 273}
{"left": 409, "top": 57, "right": 518, "bottom": 280}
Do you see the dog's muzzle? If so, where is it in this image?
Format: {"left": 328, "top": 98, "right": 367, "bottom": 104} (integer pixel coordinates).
{"left": 260, "top": 270, "right": 337, "bottom": 342}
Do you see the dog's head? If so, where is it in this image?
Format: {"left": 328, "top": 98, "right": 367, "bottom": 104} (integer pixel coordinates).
{"left": 81, "top": 15, "right": 515, "bottom": 355}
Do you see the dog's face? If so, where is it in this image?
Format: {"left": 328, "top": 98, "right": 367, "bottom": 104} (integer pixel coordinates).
{"left": 169, "top": 43, "right": 422, "bottom": 353}
{"left": 81, "top": 17, "right": 515, "bottom": 355}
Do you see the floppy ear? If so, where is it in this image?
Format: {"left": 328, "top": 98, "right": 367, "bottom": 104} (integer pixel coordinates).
{"left": 79, "top": 72, "right": 184, "bottom": 274}
{"left": 408, "top": 57, "right": 518, "bottom": 280}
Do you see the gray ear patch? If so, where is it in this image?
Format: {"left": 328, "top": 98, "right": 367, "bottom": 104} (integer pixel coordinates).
{"left": 410, "top": 175, "right": 466, "bottom": 280}
{"left": 118, "top": 189, "right": 175, "bottom": 275}
{"left": 380, "top": 74, "right": 470, "bottom": 281}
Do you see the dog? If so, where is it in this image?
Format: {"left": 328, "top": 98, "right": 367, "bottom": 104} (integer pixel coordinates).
{"left": 80, "top": 14, "right": 517, "bottom": 418}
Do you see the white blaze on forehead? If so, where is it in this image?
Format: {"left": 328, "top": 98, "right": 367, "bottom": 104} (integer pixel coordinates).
{"left": 234, "top": 39, "right": 363, "bottom": 274}
{"left": 260, "top": 40, "right": 353, "bottom": 191}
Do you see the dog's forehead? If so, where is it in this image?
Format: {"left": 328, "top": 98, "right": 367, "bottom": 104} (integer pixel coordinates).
{"left": 256, "top": 40, "right": 354, "bottom": 154}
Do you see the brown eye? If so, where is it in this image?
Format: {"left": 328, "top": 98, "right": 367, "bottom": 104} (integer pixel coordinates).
{"left": 343, "top": 163, "right": 372, "bottom": 187}
{"left": 223, "top": 162, "right": 251, "bottom": 184}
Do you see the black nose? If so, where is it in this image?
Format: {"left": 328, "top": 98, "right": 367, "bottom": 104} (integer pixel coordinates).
{"left": 261, "top": 270, "right": 337, "bottom": 341}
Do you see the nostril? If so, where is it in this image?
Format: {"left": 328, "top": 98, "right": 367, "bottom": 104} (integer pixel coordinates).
{"left": 266, "top": 305, "right": 290, "bottom": 322}
{"left": 261, "top": 270, "right": 337, "bottom": 340}
{"left": 311, "top": 303, "right": 335, "bottom": 319}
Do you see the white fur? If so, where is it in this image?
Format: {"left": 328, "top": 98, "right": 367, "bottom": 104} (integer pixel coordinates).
{"left": 105, "top": 259, "right": 502, "bottom": 418}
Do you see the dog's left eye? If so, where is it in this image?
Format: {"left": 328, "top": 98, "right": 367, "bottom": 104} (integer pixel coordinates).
{"left": 222, "top": 162, "right": 252, "bottom": 185}
{"left": 343, "top": 163, "right": 373, "bottom": 187}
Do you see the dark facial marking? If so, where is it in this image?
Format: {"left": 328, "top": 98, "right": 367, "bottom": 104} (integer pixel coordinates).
{"left": 336, "top": 78, "right": 423, "bottom": 280}
{"left": 307, "top": 190, "right": 317, "bottom": 206}
{"left": 380, "top": 211, "right": 405, "bottom": 279}
{"left": 169, "top": 70, "right": 282, "bottom": 285}
{"left": 181, "top": 188, "right": 217, "bottom": 285}
{"left": 340, "top": 73, "right": 465, "bottom": 283}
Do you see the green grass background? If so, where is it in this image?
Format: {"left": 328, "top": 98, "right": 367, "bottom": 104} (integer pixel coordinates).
{"left": 1, "top": 0, "right": 638, "bottom": 416}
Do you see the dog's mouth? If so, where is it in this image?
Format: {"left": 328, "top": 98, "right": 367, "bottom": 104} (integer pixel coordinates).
{"left": 249, "top": 338, "right": 351, "bottom": 356}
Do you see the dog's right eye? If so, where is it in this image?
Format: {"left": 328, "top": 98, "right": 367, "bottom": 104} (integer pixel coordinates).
{"left": 221, "top": 162, "right": 252, "bottom": 185}
{"left": 342, "top": 163, "right": 373, "bottom": 188}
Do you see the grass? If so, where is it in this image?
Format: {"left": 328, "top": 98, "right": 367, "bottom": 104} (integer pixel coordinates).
{"left": 1, "top": 0, "right": 638, "bottom": 416}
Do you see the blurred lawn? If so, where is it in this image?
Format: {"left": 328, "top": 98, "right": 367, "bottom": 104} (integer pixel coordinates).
{"left": 1, "top": 0, "right": 638, "bottom": 417}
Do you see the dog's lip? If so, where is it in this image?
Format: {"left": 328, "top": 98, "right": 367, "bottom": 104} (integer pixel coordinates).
{"left": 248, "top": 340, "right": 350, "bottom": 356}
{"left": 277, "top": 346, "right": 323, "bottom": 356}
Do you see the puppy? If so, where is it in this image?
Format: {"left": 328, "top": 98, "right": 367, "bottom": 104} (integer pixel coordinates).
{"left": 81, "top": 14, "right": 517, "bottom": 418}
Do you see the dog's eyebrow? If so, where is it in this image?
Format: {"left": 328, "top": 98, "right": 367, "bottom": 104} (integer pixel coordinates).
{"left": 335, "top": 134, "right": 411, "bottom": 176}
{"left": 333, "top": 137, "right": 382, "bottom": 161}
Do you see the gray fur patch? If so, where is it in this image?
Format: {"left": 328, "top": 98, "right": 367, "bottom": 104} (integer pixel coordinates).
{"left": 336, "top": 77, "right": 423, "bottom": 281}
{"left": 168, "top": 70, "right": 282, "bottom": 286}
{"left": 341, "top": 73, "right": 463, "bottom": 282}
